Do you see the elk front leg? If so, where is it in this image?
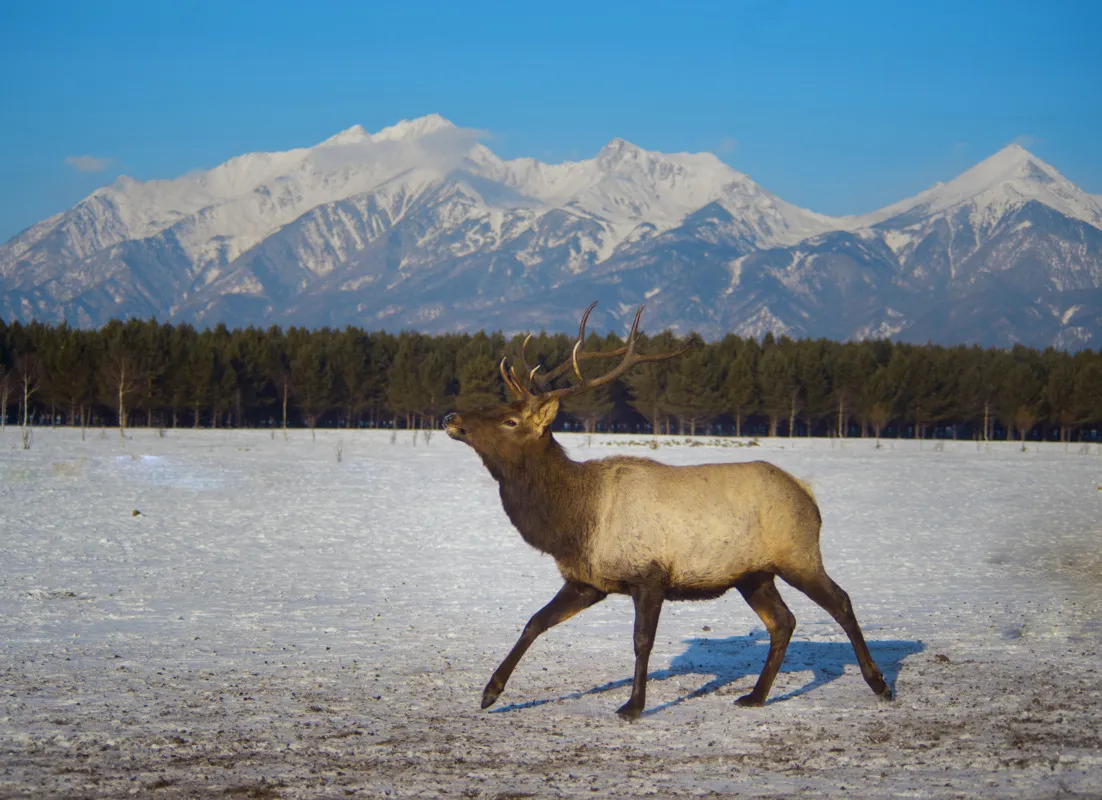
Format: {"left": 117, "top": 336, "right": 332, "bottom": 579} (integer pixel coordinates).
{"left": 616, "top": 583, "right": 664, "bottom": 721}
{"left": 482, "top": 581, "right": 606, "bottom": 710}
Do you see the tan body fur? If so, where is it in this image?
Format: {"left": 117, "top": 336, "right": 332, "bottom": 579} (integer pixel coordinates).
{"left": 573, "top": 458, "right": 822, "bottom": 597}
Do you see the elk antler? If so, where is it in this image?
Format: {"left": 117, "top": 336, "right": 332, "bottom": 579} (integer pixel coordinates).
{"left": 499, "top": 357, "right": 531, "bottom": 401}
{"left": 518, "top": 302, "right": 635, "bottom": 393}
{"left": 506, "top": 301, "right": 688, "bottom": 401}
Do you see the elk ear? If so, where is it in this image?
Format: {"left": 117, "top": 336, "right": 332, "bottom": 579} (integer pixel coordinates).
{"left": 529, "top": 396, "right": 560, "bottom": 434}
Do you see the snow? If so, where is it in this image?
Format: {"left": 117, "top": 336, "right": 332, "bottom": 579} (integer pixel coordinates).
{"left": 1, "top": 115, "right": 839, "bottom": 288}
{"left": 499, "top": 138, "right": 834, "bottom": 249}
{"left": 858, "top": 144, "right": 1102, "bottom": 231}
{"left": 1, "top": 427, "right": 1101, "bottom": 797}
{"left": 881, "top": 227, "right": 917, "bottom": 254}
{"left": 1061, "top": 304, "right": 1083, "bottom": 324}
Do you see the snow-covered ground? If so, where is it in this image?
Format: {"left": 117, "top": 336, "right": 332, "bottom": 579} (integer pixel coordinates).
{"left": 1, "top": 427, "right": 1100, "bottom": 798}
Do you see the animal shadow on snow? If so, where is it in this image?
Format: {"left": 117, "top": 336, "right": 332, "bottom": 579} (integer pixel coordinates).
{"left": 491, "top": 630, "right": 924, "bottom": 717}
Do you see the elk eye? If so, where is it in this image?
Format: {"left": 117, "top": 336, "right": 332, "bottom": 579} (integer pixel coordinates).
{"left": 503, "top": 419, "right": 519, "bottom": 428}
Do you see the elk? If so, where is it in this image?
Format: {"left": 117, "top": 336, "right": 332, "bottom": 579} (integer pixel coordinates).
{"left": 444, "top": 302, "right": 892, "bottom": 720}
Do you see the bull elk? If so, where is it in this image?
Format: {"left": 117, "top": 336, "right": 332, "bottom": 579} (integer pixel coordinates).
{"left": 444, "top": 302, "right": 892, "bottom": 720}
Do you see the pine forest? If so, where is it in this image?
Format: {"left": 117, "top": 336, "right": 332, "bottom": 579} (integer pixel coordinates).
{"left": 1, "top": 317, "right": 1100, "bottom": 446}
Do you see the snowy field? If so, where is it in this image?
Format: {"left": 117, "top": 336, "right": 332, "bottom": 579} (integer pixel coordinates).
{"left": 1, "top": 426, "right": 1100, "bottom": 799}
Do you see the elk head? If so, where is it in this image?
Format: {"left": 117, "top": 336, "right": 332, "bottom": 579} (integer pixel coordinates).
{"left": 444, "top": 301, "right": 687, "bottom": 464}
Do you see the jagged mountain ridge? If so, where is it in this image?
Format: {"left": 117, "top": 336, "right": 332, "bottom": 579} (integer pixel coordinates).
{"left": 2, "top": 116, "right": 1100, "bottom": 348}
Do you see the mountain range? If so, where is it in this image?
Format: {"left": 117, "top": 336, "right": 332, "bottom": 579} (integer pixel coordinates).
{"left": 3, "top": 114, "right": 1100, "bottom": 349}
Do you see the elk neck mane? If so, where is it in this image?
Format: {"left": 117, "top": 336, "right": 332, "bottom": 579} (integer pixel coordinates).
{"left": 478, "top": 432, "right": 595, "bottom": 562}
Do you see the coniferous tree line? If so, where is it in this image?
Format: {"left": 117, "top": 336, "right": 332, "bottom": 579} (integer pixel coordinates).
{"left": 1, "top": 316, "right": 1101, "bottom": 444}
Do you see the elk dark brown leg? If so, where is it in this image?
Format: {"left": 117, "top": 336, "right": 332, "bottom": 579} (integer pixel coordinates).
{"left": 734, "top": 572, "right": 796, "bottom": 707}
{"left": 784, "top": 570, "right": 893, "bottom": 700}
{"left": 481, "top": 580, "right": 606, "bottom": 710}
{"left": 616, "top": 583, "right": 664, "bottom": 721}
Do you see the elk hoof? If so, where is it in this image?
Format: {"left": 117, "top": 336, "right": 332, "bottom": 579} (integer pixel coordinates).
{"left": 734, "top": 694, "right": 764, "bottom": 708}
{"left": 869, "top": 674, "right": 893, "bottom": 701}
{"left": 481, "top": 682, "right": 503, "bottom": 709}
{"left": 615, "top": 701, "right": 641, "bottom": 721}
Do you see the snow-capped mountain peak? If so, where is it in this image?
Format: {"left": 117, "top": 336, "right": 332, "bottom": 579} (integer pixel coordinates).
{"left": 320, "top": 124, "right": 370, "bottom": 146}
{"left": 596, "top": 137, "right": 645, "bottom": 164}
{"left": 371, "top": 113, "right": 455, "bottom": 142}
{"left": 867, "top": 144, "right": 1102, "bottom": 230}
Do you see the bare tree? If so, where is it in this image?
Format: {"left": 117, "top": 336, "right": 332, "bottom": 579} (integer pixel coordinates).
{"left": 1014, "top": 406, "right": 1037, "bottom": 452}
{"left": 15, "top": 355, "right": 42, "bottom": 450}
{"left": 105, "top": 354, "right": 141, "bottom": 443}
{"left": 278, "top": 371, "right": 291, "bottom": 440}
{"left": 0, "top": 364, "right": 9, "bottom": 432}
{"left": 868, "top": 402, "right": 892, "bottom": 449}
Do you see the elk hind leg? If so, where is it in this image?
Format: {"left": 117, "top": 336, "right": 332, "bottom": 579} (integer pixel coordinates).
{"left": 734, "top": 572, "right": 796, "bottom": 707}
{"left": 784, "top": 569, "right": 893, "bottom": 700}
{"left": 482, "top": 580, "right": 606, "bottom": 710}
{"left": 616, "top": 583, "right": 664, "bottom": 721}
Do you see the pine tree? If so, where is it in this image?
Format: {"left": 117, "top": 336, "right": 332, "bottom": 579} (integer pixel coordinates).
{"left": 758, "top": 342, "right": 798, "bottom": 436}
{"left": 664, "top": 336, "right": 722, "bottom": 436}
{"left": 456, "top": 355, "right": 502, "bottom": 411}
{"left": 796, "top": 340, "right": 832, "bottom": 437}
{"left": 560, "top": 333, "right": 615, "bottom": 436}
{"left": 387, "top": 334, "right": 427, "bottom": 430}
{"left": 1043, "top": 354, "right": 1076, "bottom": 447}
{"left": 290, "top": 333, "right": 332, "bottom": 432}
{"left": 624, "top": 331, "right": 681, "bottom": 436}
{"left": 723, "top": 338, "right": 758, "bottom": 437}
{"left": 1071, "top": 358, "right": 1102, "bottom": 437}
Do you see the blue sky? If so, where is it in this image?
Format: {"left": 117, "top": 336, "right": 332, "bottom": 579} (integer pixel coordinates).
{"left": 1, "top": 0, "right": 1099, "bottom": 242}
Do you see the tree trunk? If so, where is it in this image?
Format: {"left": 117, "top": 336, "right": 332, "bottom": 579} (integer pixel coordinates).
{"left": 735, "top": 412, "right": 742, "bottom": 438}
{"left": 22, "top": 380, "right": 31, "bottom": 428}
{"left": 19, "top": 375, "right": 34, "bottom": 449}
{"left": 282, "top": 382, "right": 289, "bottom": 439}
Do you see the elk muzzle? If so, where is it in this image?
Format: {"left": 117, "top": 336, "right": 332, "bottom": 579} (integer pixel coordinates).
{"left": 443, "top": 412, "right": 467, "bottom": 440}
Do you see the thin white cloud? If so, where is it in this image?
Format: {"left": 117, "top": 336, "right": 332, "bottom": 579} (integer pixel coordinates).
{"left": 716, "top": 137, "right": 737, "bottom": 155}
{"left": 65, "top": 155, "right": 114, "bottom": 173}
{"left": 1010, "top": 134, "right": 1040, "bottom": 149}
{"left": 309, "top": 125, "right": 489, "bottom": 175}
